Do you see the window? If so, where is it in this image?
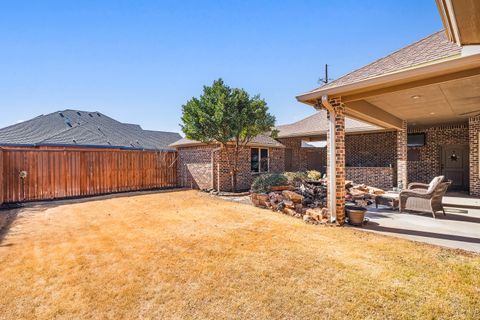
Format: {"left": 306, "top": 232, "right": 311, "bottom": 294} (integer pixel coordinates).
{"left": 407, "top": 133, "right": 425, "bottom": 147}
{"left": 251, "top": 148, "right": 269, "bottom": 173}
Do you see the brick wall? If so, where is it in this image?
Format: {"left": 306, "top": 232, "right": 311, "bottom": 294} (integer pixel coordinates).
{"left": 277, "top": 137, "right": 325, "bottom": 172}
{"left": 280, "top": 131, "right": 396, "bottom": 171}
{"left": 408, "top": 124, "right": 469, "bottom": 185}
{"left": 345, "top": 131, "right": 397, "bottom": 167}
{"left": 176, "top": 145, "right": 216, "bottom": 190}
{"left": 177, "top": 144, "right": 284, "bottom": 192}
{"left": 469, "top": 116, "right": 480, "bottom": 196}
{"left": 215, "top": 146, "right": 285, "bottom": 192}
{"left": 346, "top": 167, "right": 394, "bottom": 190}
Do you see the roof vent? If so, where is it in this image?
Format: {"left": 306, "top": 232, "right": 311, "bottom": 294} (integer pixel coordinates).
{"left": 59, "top": 112, "right": 64, "bottom": 118}
{"left": 97, "top": 113, "right": 101, "bottom": 117}
{"left": 66, "top": 122, "right": 72, "bottom": 128}
{"left": 72, "top": 139, "right": 77, "bottom": 144}
{"left": 89, "top": 113, "right": 93, "bottom": 117}
{"left": 77, "top": 111, "right": 81, "bottom": 116}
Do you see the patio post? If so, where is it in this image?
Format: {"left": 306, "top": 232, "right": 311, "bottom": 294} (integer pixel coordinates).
{"left": 325, "top": 98, "right": 346, "bottom": 225}
{"left": 396, "top": 120, "right": 408, "bottom": 189}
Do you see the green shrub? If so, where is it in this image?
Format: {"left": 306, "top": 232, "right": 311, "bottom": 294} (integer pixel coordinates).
{"left": 306, "top": 170, "right": 322, "bottom": 181}
{"left": 284, "top": 171, "right": 307, "bottom": 185}
{"left": 251, "top": 173, "right": 288, "bottom": 194}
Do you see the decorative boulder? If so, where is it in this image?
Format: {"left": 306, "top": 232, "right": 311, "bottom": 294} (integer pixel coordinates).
{"left": 282, "top": 190, "right": 304, "bottom": 203}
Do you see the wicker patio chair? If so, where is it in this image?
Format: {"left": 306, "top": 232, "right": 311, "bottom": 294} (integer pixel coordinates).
{"left": 399, "top": 176, "right": 451, "bottom": 218}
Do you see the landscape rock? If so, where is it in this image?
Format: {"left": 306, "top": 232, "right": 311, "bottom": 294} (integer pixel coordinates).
{"left": 295, "top": 203, "right": 303, "bottom": 213}
{"left": 282, "top": 190, "right": 304, "bottom": 203}
{"left": 283, "top": 200, "right": 295, "bottom": 209}
{"left": 283, "top": 208, "right": 296, "bottom": 216}
{"left": 305, "top": 208, "right": 322, "bottom": 221}
{"left": 257, "top": 194, "right": 270, "bottom": 202}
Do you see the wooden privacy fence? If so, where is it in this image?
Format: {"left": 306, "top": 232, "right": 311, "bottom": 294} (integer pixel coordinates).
{"left": 0, "top": 147, "right": 177, "bottom": 204}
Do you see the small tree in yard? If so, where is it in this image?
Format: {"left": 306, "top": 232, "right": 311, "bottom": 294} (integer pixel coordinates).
{"left": 181, "top": 79, "right": 276, "bottom": 192}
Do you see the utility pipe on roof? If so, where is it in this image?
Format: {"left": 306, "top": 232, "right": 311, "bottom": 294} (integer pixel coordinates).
{"left": 320, "top": 95, "right": 337, "bottom": 223}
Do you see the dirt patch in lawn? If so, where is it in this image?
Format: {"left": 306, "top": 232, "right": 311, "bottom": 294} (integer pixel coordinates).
{"left": 0, "top": 190, "right": 479, "bottom": 319}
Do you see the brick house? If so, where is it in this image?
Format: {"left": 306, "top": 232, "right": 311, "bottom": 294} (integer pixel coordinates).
{"left": 295, "top": 0, "right": 480, "bottom": 224}
{"left": 170, "top": 110, "right": 395, "bottom": 192}
{"left": 170, "top": 135, "right": 285, "bottom": 191}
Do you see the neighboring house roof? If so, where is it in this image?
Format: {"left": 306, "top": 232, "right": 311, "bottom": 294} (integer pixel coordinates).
{"left": 276, "top": 110, "right": 382, "bottom": 138}
{"left": 0, "top": 109, "right": 182, "bottom": 151}
{"left": 312, "top": 31, "right": 461, "bottom": 92}
{"left": 169, "top": 134, "right": 285, "bottom": 148}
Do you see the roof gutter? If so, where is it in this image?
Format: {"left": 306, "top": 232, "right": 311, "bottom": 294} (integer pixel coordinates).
{"left": 436, "top": 0, "right": 461, "bottom": 45}
{"left": 296, "top": 52, "right": 480, "bottom": 104}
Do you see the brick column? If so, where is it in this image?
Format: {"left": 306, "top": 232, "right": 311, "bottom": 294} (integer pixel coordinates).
{"left": 469, "top": 116, "right": 480, "bottom": 196}
{"left": 396, "top": 120, "right": 408, "bottom": 189}
{"left": 326, "top": 99, "right": 346, "bottom": 225}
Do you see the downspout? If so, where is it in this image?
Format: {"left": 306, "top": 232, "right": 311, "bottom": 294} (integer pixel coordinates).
{"left": 211, "top": 146, "right": 221, "bottom": 191}
{"left": 320, "top": 95, "right": 337, "bottom": 223}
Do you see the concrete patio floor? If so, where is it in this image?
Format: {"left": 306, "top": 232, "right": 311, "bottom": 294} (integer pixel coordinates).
{"left": 361, "top": 195, "right": 480, "bottom": 253}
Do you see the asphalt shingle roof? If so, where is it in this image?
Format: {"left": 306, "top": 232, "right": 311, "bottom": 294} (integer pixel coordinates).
{"left": 276, "top": 110, "right": 381, "bottom": 138}
{"left": 0, "top": 109, "right": 182, "bottom": 151}
{"left": 169, "top": 134, "right": 284, "bottom": 148}
{"left": 312, "top": 30, "right": 461, "bottom": 92}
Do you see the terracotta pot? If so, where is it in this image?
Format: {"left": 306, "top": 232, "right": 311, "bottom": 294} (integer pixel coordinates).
{"left": 346, "top": 207, "right": 367, "bottom": 226}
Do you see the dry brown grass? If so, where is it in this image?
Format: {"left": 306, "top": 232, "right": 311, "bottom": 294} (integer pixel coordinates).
{"left": 0, "top": 190, "right": 479, "bottom": 319}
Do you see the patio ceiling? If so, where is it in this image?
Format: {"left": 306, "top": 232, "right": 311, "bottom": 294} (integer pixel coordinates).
{"left": 347, "top": 72, "right": 480, "bottom": 127}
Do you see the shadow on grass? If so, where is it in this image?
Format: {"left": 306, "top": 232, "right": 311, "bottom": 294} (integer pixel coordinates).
{"left": 0, "top": 208, "right": 21, "bottom": 246}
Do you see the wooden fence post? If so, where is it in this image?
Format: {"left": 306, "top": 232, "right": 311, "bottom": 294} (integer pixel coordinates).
{"left": 0, "top": 149, "right": 3, "bottom": 205}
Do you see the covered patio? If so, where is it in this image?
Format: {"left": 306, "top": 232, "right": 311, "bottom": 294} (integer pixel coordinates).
{"left": 364, "top": 195, "right": 480, "bottom": 252}
{"left": 297, "top": 0, "right": 480, "bottom": 226}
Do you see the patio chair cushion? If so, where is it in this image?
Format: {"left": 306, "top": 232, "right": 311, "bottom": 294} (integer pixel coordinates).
{"left": 427, "top": 176, "right": 444, "bottom": 194}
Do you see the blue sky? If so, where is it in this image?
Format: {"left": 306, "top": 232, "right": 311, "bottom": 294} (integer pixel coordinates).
{"left": 0, "top": 0, "right": 443, "bottom": 134}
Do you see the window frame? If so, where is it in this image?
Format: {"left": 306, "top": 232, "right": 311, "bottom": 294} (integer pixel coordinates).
{"left": 250, "top": 147, "right": 269, "bottom": 173}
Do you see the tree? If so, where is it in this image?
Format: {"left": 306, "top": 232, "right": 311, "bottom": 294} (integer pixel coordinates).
{"left": 181, "top": 79, "right": 276, "bottom": 192}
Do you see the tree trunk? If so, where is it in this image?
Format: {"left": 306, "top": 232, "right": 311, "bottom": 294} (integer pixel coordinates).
{"left": 231, "top": 144, "right": 239, "bottom": 192}
{"left": 231, "top": 170, "right": 237, "bottom": 193}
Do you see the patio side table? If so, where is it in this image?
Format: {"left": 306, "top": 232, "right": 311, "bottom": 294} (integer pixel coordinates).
{"left": 375, "top": 193, "right": 400, "bottom": 210}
